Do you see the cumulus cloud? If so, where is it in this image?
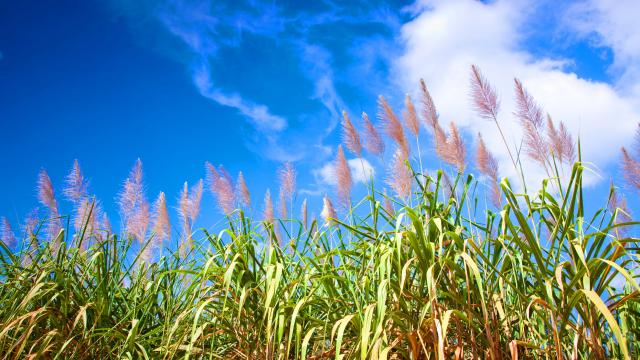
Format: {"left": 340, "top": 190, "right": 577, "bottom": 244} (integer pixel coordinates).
{"left": 315, "top": 158, "right": 375, "bottom": 186}
{"left": 393, "top": 0, "right": 640, "bottom": 187}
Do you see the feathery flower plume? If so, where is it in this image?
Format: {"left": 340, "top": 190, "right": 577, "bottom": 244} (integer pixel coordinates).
{"left": 476, "top": 133, "right": 500, "bottom": 207}
{"left": 37, "top": 169, "right": 62, "bottom": 240}
{"left": 23, "top": 208, "right": 39, "bottom": 237}
{"left": 547, "top": 116, "right": 561, "bottom": 156}
{"left": 635, "top": 122, "right": 640, "bottom": 156}
{"left": 74, "top": 199, "right": 102, "bottom": 251}
{"left": 119, "top": 180, "right": 137, "bottom": 221}
{"left": 387, "top": 149, "right": 412, "bottom": 198}
{"left": 263, "top": 189, "right": 274, "bottom": 224}
{"left": 609, "top": 183, "right": 632, "bottom": 236}
{"left": 218, "top": 165, "right": 235, "bottom": 191}
{"left": 320, "top": 195, "right": 337, "bottom": 224}
{"left": 151, "top": 192, "right": 171, "bottom": 242}
{"left": 64, "top": 159, "right": 87, "bottom": 203}
{"left": 403, "top": 94, "right": 420, "bottom": 136}
{"left": 145, "top": 192, "right": 170, "bottom": 262}
{"left": 178, "top": 182, "right": 191, "bottom": 255}
{"left": 205, "top": 161, "right": 220, "bottom": 185}
{"left": 514, "top": 78, "right": 548, "bottom": 164}
{"left": 128, "top": 199, "right": 149, "bottom": 244}
{"left": 188, "top": 179, "right": 203, "bottom": 222}
{"left": 130, "top": 158, "right": 143, "bottom": 185}
{"left": 206, "top": 163, "right": 235, "bottom": 215}
{"left": 362, "top": 112, "right": 385, "bottom": 156}
{"left": 278, "top": 189, "right": 287, "bottom": 219}
{"left": 470, "top": 65, "right": 500, "bottom": 120}
{"left": 522, "top": 120, "right": 549, "bottom": 165}
{"left": 419, "top": 79, "right": 439, "bottom": 128}
{"left": 441, "top": 122, "right": 466, "bottom": 173}
{"left": 383, "top": 189, "right": 394, "bottom": 216}
{"left": 434, "top": 123, "right": 448, "bottom": 159}
{"left": 38, "top": 169, "right": 58, "bottom": 212}
{"left": 546, "top": 116, "right": 576, "bottom": 165}
{"left": 74, "top": 198, "right": 99, "bottom": 234}
{"left": 441, "top": 171, "right": 454, "bottom": 201}
{"left": 378, "top": 95, "right": 409, "bottom": 157}
{"left": 514, "top": 79, "right": 544, "bottom": 128}
{"left": 301, "top": 198, "right": 308, "bottom": 230}
{"left": 236, "top": 172, "right": 251, "bottom": 207}
{"left": 621, "top": 147, "right": 640, "bottom": 191}
{"left": 278, "top": 162, "right": 296, "bottom": 201}
{"left": 335, "top": 145, "right": 352, "bottom": 207}
{"left": 476, "top": 134, "right": 498, "bottom": 178}
{"left": 0, "top": 217, "right": 16, "bottom": 247}
{"left": 102, "top": 214, "right": 112, "bottom": 235}
{"left": 342, "top": 110, "right": 362, "bottom": 156}
{"left": 118, "top": 159, "right": 148, "bottom": 242}
{"left": 418, "top": 80, "right": 449, "bottom": 162}
{"left": 558, "top": 121, "right": 575, "bottom": 164}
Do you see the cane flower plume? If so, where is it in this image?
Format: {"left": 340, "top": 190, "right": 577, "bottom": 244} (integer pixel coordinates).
{"left": 621, "top": 147, "right": 640, "bottom": 191}
{"left": 341, "top": 110, "right": 362, "bottom": 156}
{"left": 362, "top": 112, "right": 384, "bottom": 156}
{"left": 188, "top": 179, "right": 203, "bottom": 222}
{"left": 440, "top": 122, "right": 466, "bottom": 173}
{"left": 476, "top": 133, "right": 500, "bottom": 207}
{"left": 278, "top": 189, "right": 287, "bottom": 219}
{"left": 387, "top": 149, "right": 412, "bottom": 198}
{"left": 419, "top": 79, "right": 438, "bottom": 128}
{"left": 403, "top": 94, "right": 420, "bottom": 136}
{"left": 37, "top": 170, "right": 58, "bottom": 212}
{"left": 383, "top": 189, "right": 394, "bottom": 216}
{"left": 74, "top": 198, "right": 99, "bottom": 234}
{"left": 320, "top": 195, "right": 337, "bottom": 224}
{"left": 64, "top": 159, "right": 88, "bottom": 204}
{"left": 278, "top": 162, "right": 296, "bottom": 201}
{"left": 378, "top": 95, "right": 409, "bottom": 157}
{"left": 263, "top": 189, "right": 274, "bottom": 224}
{"left": 37, "top": 169, "right": 62, "bottom": 240}
{"left": 547, "top": 115, "right": 576, "bottom": 165}
{"left": 609, "top": 183, "right": 632, "bottom": 236}
{"left": 0, "top": 217, "right": 16, "bottom": 248}
{"left": 470, "top": 64, "right": 500, "bottom": 120}
{"left": 301, "top": 198, "right": 308, "bottom": 230}
{"left": 335, "top": 145, "right": 352, "bottom": 207}
{"left": 514, "top": 78, "right": 548, "bottom": 165}
{"left": 151, "top": 192, "right": 171, "bottom": 243}
{"left": 118, "top": 159, "right": 148, "bottom": 242}
{"left": 206, "top": 163, "right": 235, "bottom": 215}
{"left": 236, "top": 171, "right": 251, "bottom": 207}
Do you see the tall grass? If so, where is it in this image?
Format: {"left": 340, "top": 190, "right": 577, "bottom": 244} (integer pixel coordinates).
{"left": 0, "top": 67, "right": 638, "bottom": 359}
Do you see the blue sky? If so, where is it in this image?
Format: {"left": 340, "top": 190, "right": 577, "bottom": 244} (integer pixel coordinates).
{"left": 1, "top": 0, "right": 639, "bottom": 238}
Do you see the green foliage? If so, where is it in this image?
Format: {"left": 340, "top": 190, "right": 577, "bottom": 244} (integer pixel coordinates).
{"left": 0, "top": 163, "right": 638, "bottom": 359}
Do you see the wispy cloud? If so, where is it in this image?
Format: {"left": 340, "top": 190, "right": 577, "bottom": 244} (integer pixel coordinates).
{"left": 193, "top": 63, "right": 286, "bottom": 132}
{"left": 158, "top": 0, "right": 289, "bottom": 149}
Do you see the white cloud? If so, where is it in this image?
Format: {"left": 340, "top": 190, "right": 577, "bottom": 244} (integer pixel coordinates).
{"left": 314, "top": 158, "right": 375, "bottom": 186}
{"left": 193, "top": 63, "right": 287, "bottom": 132}
{"left": 565, "top": 0, "right": 640, "bottom": 96}
{"left": 393, "top": 0, "right": 640, "bottom": 188}
{"left": 157, "top": 1, "right": 291, "bottom": 160}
